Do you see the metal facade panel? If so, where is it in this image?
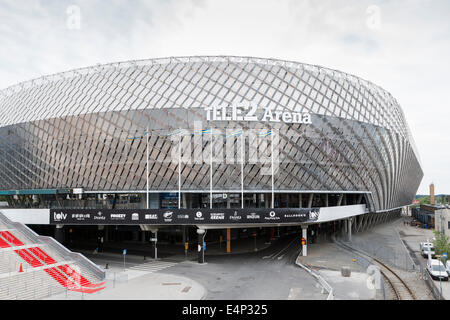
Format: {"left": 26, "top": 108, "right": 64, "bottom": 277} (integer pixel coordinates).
{"left": 0, "top": 56, "right": 423, "bottom": 212}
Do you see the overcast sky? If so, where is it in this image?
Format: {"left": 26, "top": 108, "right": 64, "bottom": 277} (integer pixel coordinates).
{"left": 0, "top": 0, "right": 448, "bottom": 195}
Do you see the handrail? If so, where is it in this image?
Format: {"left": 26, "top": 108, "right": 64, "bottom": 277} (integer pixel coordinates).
{"left": 0, "top": 212, "right": 105, "bottom": 281}
{"left": 295, "top": 256, "right": 334, "bottom": 300}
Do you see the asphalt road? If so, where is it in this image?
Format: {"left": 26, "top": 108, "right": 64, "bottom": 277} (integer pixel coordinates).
{"left": 160, "top": 233, "right": 325, "bottom": 300}
{"left": 83, "top": 232, "right": 325, "bottom": 300}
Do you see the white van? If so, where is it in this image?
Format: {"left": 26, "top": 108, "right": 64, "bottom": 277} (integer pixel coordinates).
{"left": 427, "top": 259, "right": 448, "bottom": 281}
{"left": 420, "top": 242, "right": 435, "bottom": 258}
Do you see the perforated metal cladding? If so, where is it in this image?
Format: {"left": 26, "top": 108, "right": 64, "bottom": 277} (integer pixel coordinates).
{"left": 0, "top": 56, "right": 423, "bottom": 212}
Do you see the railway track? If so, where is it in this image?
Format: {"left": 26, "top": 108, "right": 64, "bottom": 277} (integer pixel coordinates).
{"left": 333, "top": 237, "right": 417, "bottom": 300}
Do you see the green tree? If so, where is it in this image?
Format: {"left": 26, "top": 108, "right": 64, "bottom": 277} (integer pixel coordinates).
{"left": 418, "top": 196, "right": 430, "bottom": 205}
{"left": 432, "top": 230, "right": 450, "bottom": 263}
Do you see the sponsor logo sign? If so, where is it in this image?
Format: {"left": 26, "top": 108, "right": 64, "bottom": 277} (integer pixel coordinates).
{"left": 50, "top": 208, "right": 319, "bottom": 225}
{"left": 131, "top": 213, "right": 139, "bottom": 221}
{"left": 93, "top": 211, "right": 106, "bottom": 221}
{"left": 110, "top": 213, "right": 126, "bottom": 220}
{"left": 194, "top": 211, "right": 204, "bottom": 221}
{"left": 229, "top": 211, "right": 242, "bottom": 221}
{"left": 264, "top": 211, "right": 280, "bottom": 221}
{"left": 246, "top": 212, "right": 261, "bottom": 220}
{"left": 53, "top": 212, "right": 67, "bottom": 222}
{"left": 308, "top": 210, "right": 320, "bottom": 221}
{"left": 71, "top": 213, "right": 91, "bottom": 221}
{"left": 163, "top": 211, "right": 173, "bottom": 222}
{"left": 210, "top": 212, "right": 225, "bottom": 220}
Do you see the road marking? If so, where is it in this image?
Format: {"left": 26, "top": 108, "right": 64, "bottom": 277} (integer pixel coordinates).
{"left": 271, "top": 237, "right": 298, "bottom": 260}
{"left": 288, "top": 288, "right": 302, "bottom": 300}
{"left": 129, "top": 260, "right": 178, "bottom": 273}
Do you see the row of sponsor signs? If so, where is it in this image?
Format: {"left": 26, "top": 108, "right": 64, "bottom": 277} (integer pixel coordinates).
{"left": 50, "top": 208, "right": 320, "bottom": 225}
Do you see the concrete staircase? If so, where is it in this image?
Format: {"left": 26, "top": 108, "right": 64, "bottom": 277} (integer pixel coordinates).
{"left": 0, "top": 213, "right": 106, "bottom": 299}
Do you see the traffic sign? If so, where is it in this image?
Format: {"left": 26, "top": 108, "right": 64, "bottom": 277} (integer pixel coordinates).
{"left": 123, "top": 249, "right": 127, "bottom": 255}
{"left": 444, "top": 253, "right": 447, "bottom": 260}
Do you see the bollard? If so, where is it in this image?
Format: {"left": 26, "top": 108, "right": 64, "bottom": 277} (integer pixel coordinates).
{"left": 341, "top": 266, "right": 351, "bottom": 277}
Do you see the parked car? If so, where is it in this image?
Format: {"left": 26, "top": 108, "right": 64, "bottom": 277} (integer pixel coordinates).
{"left": 427, "top": 259, "right": 448, "bottom": 281}
{"left": 445, "top": 261, "right": 450, "bottom": 276}
{"left": 420, "top": 242, "right": 435, "bottom": 258}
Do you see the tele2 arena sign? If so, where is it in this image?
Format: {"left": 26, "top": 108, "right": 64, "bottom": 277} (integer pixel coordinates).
{"left": 205, "top": 102, "right": 312, "bottom": 124}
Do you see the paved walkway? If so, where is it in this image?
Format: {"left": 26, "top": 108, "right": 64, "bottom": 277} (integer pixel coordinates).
{"left": 297, "top": 241, "right": 378, "bottom": 300}
{"left": 46, "top": 262, "right": 206, "bottom": 300}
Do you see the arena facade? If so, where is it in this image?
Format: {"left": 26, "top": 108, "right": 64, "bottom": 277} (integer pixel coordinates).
{"left": 0, "top": 56, "right": 423, "bottom": 230}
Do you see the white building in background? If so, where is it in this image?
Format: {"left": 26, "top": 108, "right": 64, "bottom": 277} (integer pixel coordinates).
{"left": 434, "top": 207, "right": 450, "bottom": 236}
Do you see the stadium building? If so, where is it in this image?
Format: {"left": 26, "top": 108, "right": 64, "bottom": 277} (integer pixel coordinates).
{"left": 0, "top": 56, "right": 423, "bottom": 259}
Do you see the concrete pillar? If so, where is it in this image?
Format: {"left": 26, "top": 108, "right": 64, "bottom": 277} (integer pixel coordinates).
{"left": 301, "top": 225, "right": 308, "bottom": 256}
{"left": 226, "top": 195, "right": 231, "bottom": 209}
{"left": 299, "top": 193, "right": 302, "bottom": 208}
{"left": 348, "top": 218, "right": 352, "bottom": 241}
{"left": 182, "top": 193, "right": 188, "bottom": 209}
{"left": 343, "top": 194, "right": 347, "bottom": 206}
{"left": 337, "top": 193, "right": 343, "bottom": 206}
{"left": 55, "top": 225, "right": 64, "bottom": 243}
{"left": 308, "top": 194, "right": 314, "bottom": 208}
{"left": 149, "top": 228, "right": 158, "bottom": 259}
{"left": 324, "top": 193, "right": 329, "bottom": 207}
{"left": 197, "top": 228, "right": 206, "bottom": 263}
{"left": 226, "top": 228, "right": 231, "bottom": 253}
{"left": 357, "top": 194, "right": 363, "bottom": 204}
{"left": 104, "top": 225, "right": 108, "bottom": 242}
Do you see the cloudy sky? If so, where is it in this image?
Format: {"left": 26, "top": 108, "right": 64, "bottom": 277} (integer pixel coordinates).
{"left": 0, "top": 0, "right": 449, "bottom": 195}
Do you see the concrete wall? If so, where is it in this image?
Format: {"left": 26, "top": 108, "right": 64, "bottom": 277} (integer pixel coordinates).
{"left": 316, "top": 204, "right": 367, "bottom": 223}
{"left": 0, "top": 209, "right": 50, "bottom": 224}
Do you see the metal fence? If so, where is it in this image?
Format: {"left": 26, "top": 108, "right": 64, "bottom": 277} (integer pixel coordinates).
{"left": 349, "top": 238, "right": 416, "bottom": 272}
{"left": 346, "top": 237, "right": 444, "bottom": 300}
{"left": 295, "top": 260, "right": 334, "bottom": 300}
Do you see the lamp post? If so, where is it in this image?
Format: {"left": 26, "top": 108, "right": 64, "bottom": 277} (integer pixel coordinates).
{"left": 146, "top": 126, "right": 149, "bottom": 209}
